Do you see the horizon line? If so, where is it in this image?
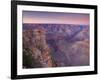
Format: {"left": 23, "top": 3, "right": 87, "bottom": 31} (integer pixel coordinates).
{"left": 23, "top": 23, "right": 89, "bottom": 26}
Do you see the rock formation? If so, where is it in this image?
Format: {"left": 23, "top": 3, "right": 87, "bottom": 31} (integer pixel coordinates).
{"left": 23, "top": 28, "right": 56, "bottom": 68}
{"left": 23, "top": 24, "right": 90, "bottom": 68}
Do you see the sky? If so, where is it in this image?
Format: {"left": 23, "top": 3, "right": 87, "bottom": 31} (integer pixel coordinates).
{"left": 22, "top": 11, "right": 90, "bottom": 25}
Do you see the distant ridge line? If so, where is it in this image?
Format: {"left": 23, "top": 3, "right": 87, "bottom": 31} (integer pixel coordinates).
{"left": 23, "top": 23, "right": 89, "bottom": 26}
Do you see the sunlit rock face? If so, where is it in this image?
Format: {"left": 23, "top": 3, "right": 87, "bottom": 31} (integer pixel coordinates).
{"left": 23, "top": 28, "right": 56, "bottom": 68}
{"left": 23, "top": 24, "right": 89, "bottom": 68}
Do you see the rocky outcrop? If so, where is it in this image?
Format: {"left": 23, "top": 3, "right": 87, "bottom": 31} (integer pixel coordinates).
{"left": 23, "top": 28, "right": 56, "bottom": 68}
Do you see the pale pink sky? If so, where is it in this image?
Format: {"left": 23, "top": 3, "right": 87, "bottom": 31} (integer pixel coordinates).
{"left": 23, "top": 11, "right": 90, "bottom": 25}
